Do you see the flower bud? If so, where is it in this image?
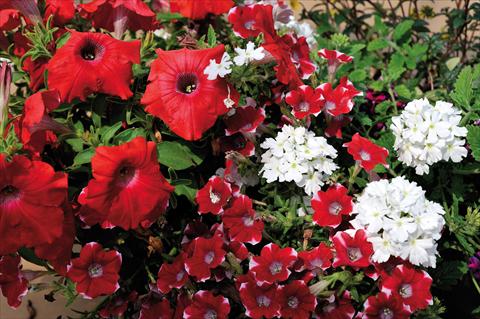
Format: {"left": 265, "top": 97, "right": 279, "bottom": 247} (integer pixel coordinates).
{"left": 0, "top": 59, "right": 12, "bottom": 135}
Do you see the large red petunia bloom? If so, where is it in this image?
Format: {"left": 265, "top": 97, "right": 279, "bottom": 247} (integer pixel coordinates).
{"left": 184, "top": 237, "right": 226, "bottom": 282}
{"left": 311, "top": 184, "right": 353, "bottom": 228}
{"left": 44, "top": 0, "right": 75, "bottom": 26}
{"left": 195, "top": 176, "right": 232, "bottom": 215}
{"left": 0, "top": 255, "right": 28, "bottom": 308}
{"left": 0, "top": 154, "right": 67, "bottom": 255}
{"left": 184, "top": 290, "right": 231, "bottom": 319}
{"left": 297, "top": 243, "right": 333, "bottom": 272}
{"left": 317, "top": 77, "right": 362, "bottom": 116}
{"left": 278, "top": 280, "right": 317, "bottom": 319}
{"left": 285, "top": 85, "right": 323, "bottom": 119}
{"left": 228, "top": 4, "right": 275, "bottom": 39}
{"left": 67, "top": 242, "right": 122, "bottom": 299}
{"left": 363, "top": 292, "right": 411, "bottom": 319}
{"left": 239, "top": 279, "right": 280, "bottom": 319}
{"left": 47, "top": 31, "right": 140, "bottom": 102}
{"left": 249, "top": 243, "right": 297, "bottom": 284}
{"left": 141, "top": 45, "right": 238, "bottom": 141}
{"left": 157, "top": 253, "right": 189, "bottom": 294}
{"left": 381, "top": 264, "right": 433, "bottom": 311}
{"left": 344, "top": 133, "right": 389, "bottom": 171}
{"left": 79, "top": 136, "right": 174, "bottom": 230}
{"left": 332, "top": 229, "right": 373, "bottom": 268}
{"left": 223, "top": 195, "right": 264, "bottom": 245}
{"left": 139, "top": 299, "right": 173, "bottom": 319}
{"left": 170, "top": 0, "right": 234, "bottom": 20}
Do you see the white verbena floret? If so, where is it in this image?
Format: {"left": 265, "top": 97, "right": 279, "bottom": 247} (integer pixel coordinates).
{"left": 233, "top": 41, "right": 265, "bottom": 66}
{"left": 260, "top": 125, "right": 338, "bottom": 195}
{"left": 350, "top": 176, "right": 445, "bottom": 267}
{"left": 390, "top": 98, "right": 468, "bottom": 175}
{"left": 204, "top": 52, "right": 233, "bottom": 80}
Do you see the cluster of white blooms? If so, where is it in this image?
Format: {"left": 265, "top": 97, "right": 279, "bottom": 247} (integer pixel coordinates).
{"left": 390, "top": 98, "right": 468, "bottom": 175}
{"left": 233, "top": 41, "right": 265, "bottom": 66}
{"left": 260, "top": 125, "right": 338, "bottom": 195}
{"left": 204, "top": 52, "right": 233, "bottom": 80}
{"left": 350, "top": 176, "right": 446, "bottom": 267}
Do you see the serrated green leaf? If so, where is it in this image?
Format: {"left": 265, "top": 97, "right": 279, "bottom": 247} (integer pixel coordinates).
{"left": 450, "top": 66, "right": 473, "bottom": 109}
{"left": 395, "top": 84, "right": 412, "bottom": 99}
{"left": 393, "top": 20, "right": 414, "bottom": 41}
{"left": 207, "top": 24, "right": 217, "bottom": 47}
{"left": 367, "top": 38, "right": 389, "bottom": 52}
{"left": 349, "top": 69, "right": 367, "bottom": 82}
{"left": 157, "top": 141, "right": 203, "bottom": 170}
{"left": 467, "top": 125, "right": 480, "bottom": 161}
{"left": 66, "top": 138, "right": 84, "bottom": 152}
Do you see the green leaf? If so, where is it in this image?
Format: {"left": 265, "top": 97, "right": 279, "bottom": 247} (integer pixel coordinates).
{"left": 55, "top": 31, "right": 71, "bottom": 49}
{"left": 367, "top": 38, "right": 389, "bottom": 52}
{"left": 393, "top": 20, "right": 414, "bottom": 41}
{"left": 113, "top": 128, "right": 146, "bottom": 144}
{"left": 174, "top": 184, "right": 197, "bottom": 202}
{"left": 66, "top": 138, "right": 84, "bottom": 152}
{"left": 207, "top": 24, "right": 217, "bottom": 47}
{"left": 446, "top": 57, "right": 461, "bottom": 71}
{"left": 431, "top": 260, "right": 468, "bottom": 290}
{"left": 348, "top": 69, "right": 367, "bottom": 82}
{"left": 73, "top": 147, "right": 95, "bottom": 166}
{"left": 157, "top": 141, "right": 203, "bottom": 170}
{"left": 450, "top": 66, "right": 473, "bottom": 109}
{"left": 348, "top": 44, "right": 365, "bottom": 55}
{"left": 467, "top": 125, "right": 480, "bottom": 161}
{"left": 395, "top": 84, "right": 412, "bottom": 99}
{"left": 373, "top": 15, "right": 388, "bottom": 36}
{"left": 100, "top": 122, "right": 123, "bottom": 145}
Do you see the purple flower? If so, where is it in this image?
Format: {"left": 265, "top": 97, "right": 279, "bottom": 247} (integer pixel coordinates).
{"left": 468, "top": 252, "right": 480, "bottom": 279}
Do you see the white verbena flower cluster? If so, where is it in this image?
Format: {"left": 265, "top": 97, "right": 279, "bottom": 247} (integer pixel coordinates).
{"left": 390, "top": 98, "right": 468, "bottom": 175}
{"left": 350, "top": 176, "right": 446, "bottom": 267}
{"left": 260, "top": 125, "right": 338, "bottom": 195}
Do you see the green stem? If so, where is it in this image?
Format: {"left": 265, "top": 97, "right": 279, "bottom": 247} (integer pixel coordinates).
{"left": 471, "top": 272, "right": 480, "bottom": 296}
{"left": 347, "top": 163, "right": 361, "bottom": 193}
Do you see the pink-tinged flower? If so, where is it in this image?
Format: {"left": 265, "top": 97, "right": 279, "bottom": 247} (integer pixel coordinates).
{"left": 278, "top": 280, "right": 317, "bottom": 319}
{"left": 249, "top": 243, "right": 297, "bottom": 284}
{"left": 170, "top": 0, "right": 234, "bottom": 20}
{"left": 363, "top": 292, "right": 411, "bottom": 319}
{"left": 318, "top": 49, "right": 353, "bottom": 75}
{"left": 228, "top": 4, "right": 276, "bottom": 39}
{"left": 0, "top": 154, "right": 67, "bottom": 255}
{"left": 315, "top": 293, "right": 355, "bottom": 319}
{"left": 239, "top": 280, "right": 280, "bottom": 319}
{"left": 0, "top": 59, "right": 12, "bottom": 134}
{"left": 381, "top": 264, "right": 432, "bottom": 312}
{"left": 79, "top": 0, "right": 157, "bottom": 38}
{"left": 157, "top": 253, "right": 188, "bottom": 294}
{"left": 325, "top": 115, "right": 351, "bottom": 138}
{"left": 0, "top": 255, "right": 28, "bottom": 308}
{"left": 229, "top": 241, "right": 249, "bottom": 261}
{"left": 344, "top": 133, "right": 389, "bottom": 171}
{"left": 185, "top": 237, "right": 226, "bottom": 282}
{"left": 67, "top": 242, "right": 122, "bottom": 299}
{"left": 289, "top": 35, "right": 316, "bottom": 79}
{"left": 318, "top": 77, "right": 362, "bottom": 116}
{"left": 285, "top": 85, "right": 323, "bottom": 119}
{"left": 297, "top": 243, "right": 333, "bottom": 272}
{"left": 139, "top": 299, "right": 173, "bottom": 319}
{"left": 311, "top": 184, "right": 352, "bottom": 228}
{"left": 223, "top": 195, "right": 264, "bottom": 245}
{"left": 332, "top": 229, "right": 373, "bottom": 268}
{"left": 2, "top": 0, "right": 41, "bottom": 25}
{"left": 44, "top": 0, "right": 74, "bottom": 26}
{"left": 184, "top": 290, "right": 230, "bottom": 319}
{"left": 195, "top": 176, "right": 232, "bottom": 215}
{"left": 47, "top": 31, "right": 140, "bottom": 102}
{"left": 469, "top": 251, "right": 480, "bottom": 279}
{"left": 79, "top": 137, "right": 174, "bottom": 230}
{"left": 99, "top": 291, "right": 138, "bottom": 318}
{"left": 141, "top": 45, "right": 238, "bottom": 141}
{"left": 224, "top": 105, "right": 265, "bottom": 136}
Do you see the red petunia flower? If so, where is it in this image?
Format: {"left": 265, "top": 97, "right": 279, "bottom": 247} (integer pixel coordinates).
{"left": 1, "top": 0, "right": 42, "bottom": 25}
{"left": 139, "top": 299, "right": 173, "bottom": 319}
{"left": 195, "top": 176, "right": 232, "bottom": 215}
{"left": 67, "top": 242, "right": 122, "bottom": 299}
{"left": 0, "top": 6, "right": 21, "bottom": 31}
{"left": 289, "top": 35, "right": 317, "bottom": 80}
{"left": 79, "top": 0, "right": 157, "bottom": 38}
{"left": 249, "top": 243, "right": 297, "bottom": 284}
{"left": 79, "top": 136, "right": 174, "bottom": 230}
{"left": 0, "top": 154, "right": 67, "bottom": 255}
{"left": 0, "top": 255, "right": 28, "bottom": 308}
{"left": 99, "top": 291, "right": 138, "bottom": 318}
{"left": 184, "top": 290, "right": 231, "bottom": 319}
{"left": 344, "top": 133, "right": 389, "bottom": 171}
{"left": 157, "top": 253, "right": 189, "bottom": 294}
{"left": 239, "top": 279, "right": 280, "bottom": 319}
{"left": 311, "top": 184, "right": 353, "bottom": 228}
{"left": 223, "top": 195, "right": 264, "bottom": 245}
{"left": 47, "top": 31, "right": 140, "bottom": 102}
{"left": 278, "top": 280, "right": 317, "bottom": 319}
{"left": 185, "top": 237, "right": 226, "bottom": 282}
{"left": 332, "top": 229, "right": 373, "bottom": 268}
{"left": 229, "top": 241, "right": 249, "bottom": 261}
{"left": 363, "top": 292, "right": 411, "bottom": 319}
{"left": 170, "top": 0, "right": 234, "bottom": 20}
{"left": 318, "top": 49, "right": 353, "bottom": 75}
{"left": 325, "top": 114, "right": 352, "bottom": 138}
{"left": 141, "top": 45, "right": 238, "bottom": 141}
{"left": 44, "top": 0, "right": 75, "bottom": 26}
{"left": 224, "top": 105, "right": 265, "bottom": 136}
{"left": 297, "top": 243, "right": 333, "bottom": 272}
{"left": 315, "top": 292, "right": 355, "bottom": 319}
{"left": 285, "top": 85, "right": 323, "bottom": 119}
{"left": 381, "top": 264, "right": 432, "bottom": 312}
{"left": 317, "top": 77, "right": 362, "bottom": 116}
{"left": 219, "top": 133, "right": 255, "bottom": 157}
{"left": 228, "top": 4, "right": 275, "bottom": 39}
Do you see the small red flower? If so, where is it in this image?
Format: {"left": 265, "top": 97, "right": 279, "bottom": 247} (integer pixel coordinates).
{"left": 184, "top": 237, "right": 226, "bottom": 282}
{"left": 278, "top": 280, "right": 317, "bottom": 319}
{"left": 344, "top": 133, "right": 389, "bottom": 171}
{"left": 99, "top": 291, "right": 138, "bottom": 318}
{"left": 325, "top": 114, "right": 351, "bottom": 138}
{"left": 311, "top": 184, "right": 353, "bottom": 228}
{"left": 67, "top": 242, "right": 122, "bottom": 299}
{"left": 224, "top": 105, "right": 265, "bottom": 136}
{"left": 195, "top": 176, "right": 232, "bottom": 215}
{"left": 139, "top": 299, "right": 173, "bottom": 319}
{"left": 157, "top": 253, "right": 188, "bottom": 294}
{"left": 381, "top": 264, "right": 433, "bottom": 311}
{"left": 285, "top": 85, "right": 323, "bottom": 119}
{"left": 184, "top": 290, "right": 231, "bottom": 319}
{"left": 318, "top": 77, "right": 362, "bottom": 116}
{"left": 318, "top": 49, "right": 353, "bottom": 75}
{"left": 44, "top": 0, "right": 75, "bottom": 26}
{"left": 228, "top": 4, "right": 275, "bottom": 39}
{"left": 332, "top": 229, "right": 373, "bottom": 268}
{"left": 0, "top": 154, "right": 67, "bottom": 255}
{"left": 141, "top": 45, "right": 238, "bottom": 141}
{"left": 363, "top": 292, "right": 411, "bottom": 319}
{"left": 0, "top": 255, "right": 28, "bottom": 309}
{"left": 315, "top": 293, "right": 355, "bottom": 319}
{"left": 297, "top": 243, "right": 333, "bottom": 271}
{"left": 223, "top": 195, "right": 264, "bottom": 245}
{"left": 219, "top": 134, "right": 255, "bottom": 157}
{"left": 47, "top": 31, "right": 140, "bottom": 102}
{"left": 249, "top": 243, "right": 297, "bottom": 284}
{"left": 289, "top": 35, "right": 316, "bottom": 79}
{"left": 239, "top": 280, "right": 280, "bottom": 319}
{"left": 79, "top": 137, "right": 174, "bottom": 230}
{"left": 170, "top": 0, "right": 234, "bottom": 20}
